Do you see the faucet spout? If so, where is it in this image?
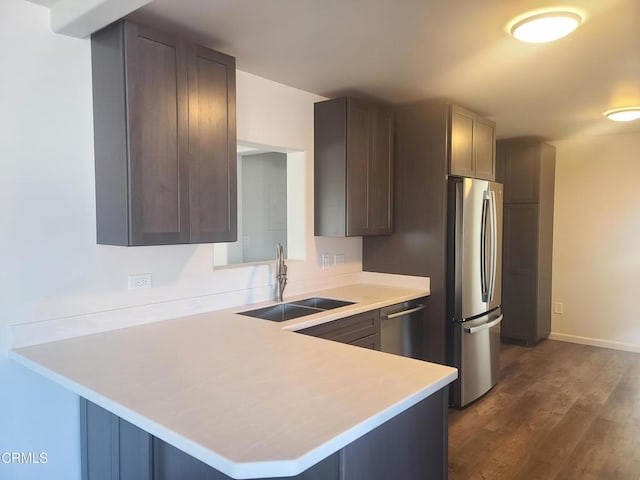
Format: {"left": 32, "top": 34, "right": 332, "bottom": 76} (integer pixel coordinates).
{"left": 275, "top": 243, "right": 287, "bottom": 302}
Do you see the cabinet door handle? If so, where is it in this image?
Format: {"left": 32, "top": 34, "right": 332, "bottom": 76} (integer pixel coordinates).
{"left": 382, "top": 305, "right": 425, "bottom": 320}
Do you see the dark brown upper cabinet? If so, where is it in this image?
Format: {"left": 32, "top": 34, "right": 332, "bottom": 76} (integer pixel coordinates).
{"left": 91, "top": 21, "right": 236, "bottom": 246}
{"left": 498, "top": 139, "right": 545, "bottom": 204}
{"left": 449, "top": 105, "right": 496, "bottom": 181}
{"left": 314, "top": 97, "right": 393, "bottom": 237}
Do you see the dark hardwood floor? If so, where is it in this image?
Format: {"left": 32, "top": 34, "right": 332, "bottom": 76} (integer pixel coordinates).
{"left": 448, "top": 339, "right": 640, "bottom": 480}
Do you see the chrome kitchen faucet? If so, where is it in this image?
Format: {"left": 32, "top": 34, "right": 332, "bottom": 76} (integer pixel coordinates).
{"left": 275, "top": 243, "right": 287, "bottom": 302}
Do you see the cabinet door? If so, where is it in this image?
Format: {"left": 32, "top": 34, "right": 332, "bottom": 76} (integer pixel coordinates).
{"left": 81, "top": 399, "right": 153, "bottom": 480}
{"left": 449, "top": 106, "right": 474, "bottom": 178}
{"left": 473, "top": 117, "right": 495, "bottom": 181}
{"left": 503, "top": 141, "right": 540, "bottom": 204}
{"left": 299, "top": 310, "right": 380, "bottom": 346}
{"left": 502, "top": 204, "right": 539, "bottom": 343}
{"left": 368, "top": 107, "right": 394, "bottom": 235}
{"left": 350, "top": 333, "right": 381, "bottom": 350}
{"left": 346, "top": 98, "right": 371, "bottom": 236}
{"left": 187, "top": 44, "right": 237, "bottom": 243}
{"left": 125, "top": 23, "right": 190, "bottom": 245}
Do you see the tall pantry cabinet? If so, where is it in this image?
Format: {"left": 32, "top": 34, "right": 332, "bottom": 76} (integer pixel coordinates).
{"left": 496, "top": 138, "right": 556, "bottom": 346}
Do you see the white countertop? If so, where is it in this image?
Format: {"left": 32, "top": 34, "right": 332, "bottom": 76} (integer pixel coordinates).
{"left": 10, "top": 282, "right": 457, "bottom": 479}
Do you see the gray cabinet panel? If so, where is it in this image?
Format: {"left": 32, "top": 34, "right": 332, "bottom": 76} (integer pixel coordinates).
{"left": 80, "top": 399, "right": 152, "bottom": 480}
{"left": 369, "top": 107, "right": 394, "bottom": 234}
{"left": 314, "top": 97, "right": 393, "bottom": 237}
{"left": 502, "top": 204, "right": 539, "bottom": 342}
{"left": 81, "top": 390, "right": 447, "bottom": 480}
{"left": 498, "top": 138, "right": 555, "bottom": 345}
{"left": 188, "top": 44, "right": 237, "bottom": 243}
{"left": 343, "top": 390, "right": 447, "bottom": 480}
{"left": 299, "top": 309, "right": 380, "bottom": 347}
{"left": 154, "top": 439, "right": 228, "bottom": 480}
{"left": 503, "top": 140, "right": 540, "bottom": 204}
{"left": 474, "top": 117, "right": 496, "bottom": 181}
{"left": 125, "top": 23, "right": 190, "bottom": 246}
{"left": 349, "top": 333, "right": 381, "bottom": 350}
{"left": 314, "top": 97, "right": 347, "bottom": 236}
{"left": 120, "top": 419, "right": 153, "bottom": 480}
{"left": 80, "top": 397, "right": 117, "bottom": 480}
{"left": 92, "top": 20, "right": 236, "bottom": 246}
{"left": 450, "top": 106, "right": 474, "bottom": 178}
{"left": 449, "top": 104, "right": 495, "bottom": 181}
{"left": 346, "top": 98, "right": 371, "bottom": 235}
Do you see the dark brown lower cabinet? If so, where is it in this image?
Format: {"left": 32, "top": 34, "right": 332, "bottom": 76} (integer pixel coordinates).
{"left": 297, "top": 310, "right": 380, "bottom": 348}
{"left": 348, "top": 333, "right": 380, "bottom": 350}
{"left": 81, "top": 389, "right": 447, "bottom": 480}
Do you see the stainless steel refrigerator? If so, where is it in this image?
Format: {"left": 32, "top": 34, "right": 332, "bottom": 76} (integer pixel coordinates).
{"left": 447, "top": 177, "right": 503, "bottom": 408}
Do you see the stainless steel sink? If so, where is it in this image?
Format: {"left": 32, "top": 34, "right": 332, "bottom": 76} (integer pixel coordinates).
{"left": 288, "top": 297, "right": 355, "bottom": 310}
{"left": 239, "top": 297, "right": 355, "bottom": 322}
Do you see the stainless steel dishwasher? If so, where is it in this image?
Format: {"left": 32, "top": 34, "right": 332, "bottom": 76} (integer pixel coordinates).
{"left": 380, "top": 298, "right": 427, "bottom": 360}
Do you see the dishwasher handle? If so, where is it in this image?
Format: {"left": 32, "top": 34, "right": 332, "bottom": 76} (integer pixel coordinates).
{"left": 381, "top": 305, "right": 425, "bottom": 320}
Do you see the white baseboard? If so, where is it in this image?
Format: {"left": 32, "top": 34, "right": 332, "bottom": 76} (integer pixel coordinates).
{"left": 549, "top": 332, "right": 640, "bottom": 353}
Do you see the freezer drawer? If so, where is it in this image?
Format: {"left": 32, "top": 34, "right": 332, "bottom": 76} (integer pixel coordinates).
{"left": 453, "top": 310, "right": 503, "bottom": 407}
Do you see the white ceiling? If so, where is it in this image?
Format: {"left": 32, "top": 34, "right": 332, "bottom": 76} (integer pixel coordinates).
{"left": 129, "top": 0, "right": 640, "bottom": 140}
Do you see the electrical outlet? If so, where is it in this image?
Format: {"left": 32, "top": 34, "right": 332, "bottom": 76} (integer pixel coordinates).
{"left": 128, "top": 273, "right": 152, "bottom": 290}
{"left": 321, "top": 254, "right": 331, "bottom": 270}
{"left": 334, "top": 254, "right": 345, "bottom": 265}
{"left": 553, "top": 302, "right": 563, "bottom": 314}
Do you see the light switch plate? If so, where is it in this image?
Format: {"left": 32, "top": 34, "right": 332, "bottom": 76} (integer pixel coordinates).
{"left": 553, "top": 302, "right": 563, "bottom": 314}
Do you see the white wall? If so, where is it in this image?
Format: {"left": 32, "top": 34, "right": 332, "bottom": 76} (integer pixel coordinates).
{"left": 551, "top": 132, "right": 640, "bottom": 352}
{"left": 0, "top": 1, "right": 361, "bottom": 478}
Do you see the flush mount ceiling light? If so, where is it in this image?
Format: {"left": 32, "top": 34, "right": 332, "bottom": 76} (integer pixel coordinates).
{"left": 603, "top": 107, "right": 640, "bottom": 122}
{"left": 510, "top": 11, "right": 582, "bottom": 43}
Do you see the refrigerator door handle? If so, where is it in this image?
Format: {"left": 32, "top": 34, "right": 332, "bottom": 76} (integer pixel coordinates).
{"left": 488, "top": 190, "right": 498, "bottom": 302}
{"left": 463, "top": 314, "right": 504, "bottom": 334}
{"left": 480, "top": 193, "right": 490, "bottom": 302}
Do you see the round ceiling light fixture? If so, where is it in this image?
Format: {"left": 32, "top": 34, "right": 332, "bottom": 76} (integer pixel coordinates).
{"left": 603, "top": 107, "right": 640, "bottom": 122}
{"left": 510, "top": 11, "right": 582, "bottom": 43}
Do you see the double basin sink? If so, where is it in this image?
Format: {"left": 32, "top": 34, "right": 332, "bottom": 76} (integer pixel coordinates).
{"left": 239, "top": 297, "right": 355, "bottom": 322}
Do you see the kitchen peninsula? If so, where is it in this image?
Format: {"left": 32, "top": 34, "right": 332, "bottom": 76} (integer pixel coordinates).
{"left": 10, "top": 283, "right": 457, "bottom": 480}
